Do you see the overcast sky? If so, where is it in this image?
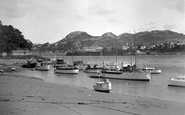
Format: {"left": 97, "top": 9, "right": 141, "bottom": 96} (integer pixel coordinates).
{"left": 0, "top": 0, "right": 184, "bottom": 43}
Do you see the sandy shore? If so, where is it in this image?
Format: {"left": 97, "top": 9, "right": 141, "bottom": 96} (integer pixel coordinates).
{"left": 0, "top": 59, "right": 185, "bottom": 115}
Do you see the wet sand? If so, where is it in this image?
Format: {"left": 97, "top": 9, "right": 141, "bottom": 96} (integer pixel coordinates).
{"left": 0, "top": 59, "right": 185, "bottom": 115}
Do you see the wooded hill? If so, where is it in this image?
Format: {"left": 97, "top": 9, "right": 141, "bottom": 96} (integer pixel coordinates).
{"left": 0, "top": 21, "right": 33, "bottom": 53}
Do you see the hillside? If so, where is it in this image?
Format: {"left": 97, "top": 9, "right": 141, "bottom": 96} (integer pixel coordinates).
{"left": 116, "top": 30, "right": 184, "bottom": 46}
{"left": 34, "top": 30, "right": 185, "bottom": 53}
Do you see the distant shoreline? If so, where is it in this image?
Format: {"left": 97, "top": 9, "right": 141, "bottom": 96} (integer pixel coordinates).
{"left": 1, "top": 51, "right": 184, "bottom": 60}
{"left": 65, "top": 51, "right": 185, "bottom": 56}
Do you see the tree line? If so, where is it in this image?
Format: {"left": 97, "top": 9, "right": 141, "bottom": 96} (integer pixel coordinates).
{"left": 0, "top": 22, "right": 33, "bottom": 53}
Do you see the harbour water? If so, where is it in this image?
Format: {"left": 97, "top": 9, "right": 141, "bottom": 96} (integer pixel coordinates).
{"left": 16, "top": 55, "right": 185, "bottom": 103}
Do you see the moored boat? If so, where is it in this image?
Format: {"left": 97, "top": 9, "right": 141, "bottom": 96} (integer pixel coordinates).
{"left": 168, "top": 75, "right": 185, "bottom": 87}
{"left": 92, "top": 67, "right": 150, "bottom": 81}
{"left": 102, "top": 70, "right": 151, "bottom": 81}
{"left": 35, "top": 60, "right": 50, "bottom": 71}
{"left": 102, "top": 64, "right": 150, "bottom": 81}
{"left": 53, "top": 58, "right": 68, "bottom": 68}
{"left": 93, "top": 78, "right": 111, "bottom": 93}
{"left": 54, "top": 65, "right": 79, "bottom": 74}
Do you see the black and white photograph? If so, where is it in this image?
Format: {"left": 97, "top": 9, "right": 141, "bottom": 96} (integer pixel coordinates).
{"left": 0, "top": 0, "right": 185, "bottom": 114}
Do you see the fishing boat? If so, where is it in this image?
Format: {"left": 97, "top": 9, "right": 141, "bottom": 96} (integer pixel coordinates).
{"left": 91, "top": 65, "right": 150, "bottom": 81}
{"left": 100, "top": 44, "right": 123, "bottom": 75}
{"left": 54, "top": 65, "right": 79, "bottom": 74}
{"left": 93, "top": 78, "right": 111, "bottom": 93}
{"left": 84, "top": 64, "right": 102, "bottom": 73}
{"left": 54, "top": 50, "right": 80, "bottom": 74}
{"left": 100, "top": 51, "right": 150, "bottom": 81}
{"left": 142, "top": 66, "right": 161, "bottom": 74}
{"left": 101, "top": 39, "right": 123, "bottom": 74}
{"left": 107, "top": 31, "right": 150, "bottom": 81}
{"left": 35, "top": 60, "right": 50, "bottom": 71}
{"left": 53, "top": 58, "right": 68, "bottom": 67}
{"left": 100, "top": 33, "right": 150, "bottom": 81}
{"left": 168, "top": 75, "right": 185, "bottom": 87}
{"left": 84, "top": 47, "right": 104, "bottom": 73}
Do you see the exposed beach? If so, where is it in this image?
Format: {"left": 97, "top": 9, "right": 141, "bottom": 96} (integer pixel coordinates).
{"left": 0, "top": 59, "right": 185, "bottom": 115}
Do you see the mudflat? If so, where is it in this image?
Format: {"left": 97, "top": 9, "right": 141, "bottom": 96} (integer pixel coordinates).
{"left": 0, "top": 59, "right": 185, "bottom": 115}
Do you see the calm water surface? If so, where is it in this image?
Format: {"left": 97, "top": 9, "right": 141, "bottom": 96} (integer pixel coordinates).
{"left": 16, "top": 55, "right": 185, "bottom": 103}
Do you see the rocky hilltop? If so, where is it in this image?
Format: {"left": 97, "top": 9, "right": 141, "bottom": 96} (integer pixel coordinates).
{"left": 63, "top": 31, "right": 92, "bottom": 42}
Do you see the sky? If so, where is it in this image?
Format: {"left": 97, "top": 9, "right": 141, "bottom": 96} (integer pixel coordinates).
{"left": 0, "top": 0, "right": 184, "bottom": 43}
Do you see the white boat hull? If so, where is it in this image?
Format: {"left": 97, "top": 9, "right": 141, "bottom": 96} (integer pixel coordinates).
{"left": 168, "top": 79, "right": 185, "bottom": 87}
{"left": 150, "top": 69, "right": 161, "bottom": 74}
{"left": 93, "top": 81, "right": 111, "bottom": 93}
{"left": 55, "top": 69, "right": 79, "bottom": 74}
{"left": 103, "top": 71, "right": 151, "bottom": 81}
{"left": 35, "top": 65, "right": 50, "bottom": 71}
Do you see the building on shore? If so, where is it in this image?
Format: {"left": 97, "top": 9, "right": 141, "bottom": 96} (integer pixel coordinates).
{"left": 11, "top": 50, "right": 31, "bottom": 56}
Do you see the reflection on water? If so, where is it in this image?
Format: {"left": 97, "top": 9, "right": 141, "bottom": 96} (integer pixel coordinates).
{"left": 16, "top": 55, "right": 185, "bottom": 103}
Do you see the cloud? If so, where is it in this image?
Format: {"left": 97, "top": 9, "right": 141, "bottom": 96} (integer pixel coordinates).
{"left": 163, "top": 24, "right": 177, "bottom": 30}
{"left": 1, "top": 0, "right": 185, "bottom": 43}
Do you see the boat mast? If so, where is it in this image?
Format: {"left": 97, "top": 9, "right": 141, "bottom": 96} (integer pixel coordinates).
{"left": 134, "top": 30, "right": 137, "bottom": 69}
{"left": 81, "top": 44, "right": 84, "bottom": 62}
{"left": 71, "top": 47, "right": 74, "bottom": 64}
{"left": 116, "top": 39, "right": 118, "bottom": 65}
{"left": 72, "top": 51, "right": 74, "bottom": 64}
{"left": 131, "top": 54, "right": 132, "bottom": 66}
{"left": 54, "top": 46, "right": 57, "bottom": 59}
{"left": 128, "top": 31, "right": 132, "bottom": 66}
{"left": 101, "top": 49, "right": 104, "bottom": 68}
